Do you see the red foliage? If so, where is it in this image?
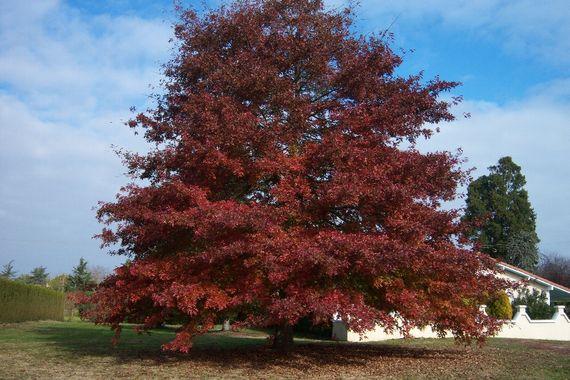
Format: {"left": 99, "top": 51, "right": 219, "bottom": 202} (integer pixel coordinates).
{"left": 88, "top": 0, "right": 510, "bottom": 351}
{"left": 67, "top": 290, "right": 90, "bottom": 307}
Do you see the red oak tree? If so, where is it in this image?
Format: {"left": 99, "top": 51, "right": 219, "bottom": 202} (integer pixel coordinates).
{"left": 89, "top": 0, "right": 509, "bottom": 352}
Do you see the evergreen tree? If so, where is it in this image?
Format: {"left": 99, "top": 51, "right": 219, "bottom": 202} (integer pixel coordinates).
{"left": 0, "top": 260, "right": 17, "bottom": 279}
{"left": 512, "top": 289, "right": 554, "bottom": 319}
{"left": 28, "top": 266, "right": 49, "bottom": 286}
{"left": 463, "top": 157, "right": 539, "bottom": 270}
{"left": 505, "top": 231, "right": 540, "bottom": 271}
{"left": 66, "top": 258, "right": 94, "bottom": 292}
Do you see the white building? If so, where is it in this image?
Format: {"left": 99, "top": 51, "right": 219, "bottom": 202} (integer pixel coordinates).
{"left": 332, "top": 261, "right": 570, "bottom": 342}
{"left": 496, "top": 261, "right": 570, "bottom": 304}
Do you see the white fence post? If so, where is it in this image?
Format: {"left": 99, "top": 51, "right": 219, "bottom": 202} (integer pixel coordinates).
{"left": 513, "top": 305, "right": 528, "bottom": 320}
{"left": 553, "top": 305, "right": 567, "bottom": 319}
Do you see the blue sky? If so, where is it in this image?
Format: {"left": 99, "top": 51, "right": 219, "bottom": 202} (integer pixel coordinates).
{"left": 1, "top": 0, "right": 569, "bottom": 276}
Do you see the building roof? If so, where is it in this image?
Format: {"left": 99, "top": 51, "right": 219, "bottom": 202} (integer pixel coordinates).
{"left": 497, "top": 261, "right": 570, "bottom": 300}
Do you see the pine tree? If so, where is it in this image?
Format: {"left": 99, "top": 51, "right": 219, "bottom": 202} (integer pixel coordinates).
{"left": 66, "top": 258, "right": 94, "bottom": 292}
{"left": 28, "top": 266, "right": 49, "bottom": 286}
{"left": 463, "top": 157, "right": 539, "bottom": 270}
{"left": 0, "top": 260, "right": 17, "bottom": 279}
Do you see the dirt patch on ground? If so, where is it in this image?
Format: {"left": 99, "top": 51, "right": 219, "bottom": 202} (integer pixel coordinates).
{"left": 511, "top": 339, "right": 570, "bottom": 355}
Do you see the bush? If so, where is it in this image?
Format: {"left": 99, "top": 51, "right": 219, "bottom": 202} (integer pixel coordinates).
{"left": 65, "top": 291, "right": 94, "bottom": 320}
{"left": 487, "top": 291, "right": 513, "bottom": 319}
{"left": 0, "top": 278, "right": 64, "bottom": 322}
{"left": 512, "top": 289, "right": 554, "bottom": 319}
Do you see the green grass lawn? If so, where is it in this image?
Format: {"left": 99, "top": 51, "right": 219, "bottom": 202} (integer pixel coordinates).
{"left": 0, "top": 320, "right": 569, "bottom": 379}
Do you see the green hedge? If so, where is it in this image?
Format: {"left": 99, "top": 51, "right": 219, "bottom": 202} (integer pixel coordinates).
{"left": 0, "top": 278, "right": 64, "bottom": 322}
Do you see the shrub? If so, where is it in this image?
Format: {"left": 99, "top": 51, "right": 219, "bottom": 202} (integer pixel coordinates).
{"left": 0, "top": 278, "right": 64, "bottom": 322}
{"left": 512, "top": 289, "right": 554, "bottom": 319}
{"left": 66, "top": 291, "right": 94, "bottom": 320}
{"left": 487, "top": 291, "right": 513, "bottom": 319}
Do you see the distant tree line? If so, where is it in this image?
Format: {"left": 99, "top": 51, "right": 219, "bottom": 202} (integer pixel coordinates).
{"left": 537, "top": 253, "right": 569, "bottom": 288}
{"left": 0, "top": 258, "right": 110, "bottom": 292}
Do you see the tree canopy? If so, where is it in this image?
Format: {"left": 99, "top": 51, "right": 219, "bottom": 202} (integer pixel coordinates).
{"left": 88, "top": 0, "right": 508, "bottom": 352}
{"left": 537, "top": 253, "right": 570, "bottom": 288}
{"left": 0, "top": 260, "right": 17, "bottom": 279}
{"left": 48, "top": 274, "right": 69, "bottom": 292}
{"left": 66, "top": 258, "right": 95, "bottom": 292}
{"left": 22, "top": 266, "right": 49, "bottom": 286}
{"left": 463, "top": 156, "right": 539, "bottom": 270}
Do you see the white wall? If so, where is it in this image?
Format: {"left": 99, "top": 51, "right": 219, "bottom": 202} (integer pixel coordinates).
{"left": 332, "top": 305, "right": 570, "bottom": 342}
{"left": 497, "top": 305, "right": 570, "bottom": 340}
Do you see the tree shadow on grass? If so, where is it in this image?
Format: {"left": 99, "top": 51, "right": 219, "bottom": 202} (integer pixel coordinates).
{"left": 31, "top": 323, "right": 468, "bottom": 373}
{"left": 31, "top": 323, "right": 263, "bottom": 358}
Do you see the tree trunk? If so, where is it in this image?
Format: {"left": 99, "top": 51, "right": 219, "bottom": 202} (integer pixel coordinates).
{"left": 222, "top": 319, "right": 231, "bottom": 331}
{"left": 272, "top": 324, "right": 294, "bottom": 351}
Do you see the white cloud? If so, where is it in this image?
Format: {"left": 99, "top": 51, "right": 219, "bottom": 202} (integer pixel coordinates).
{"left": 0, "top": 0, "right": 172, "bottom": 123}
{"left": 1, "top": 0, "right": 569, "bottom": 275}
{"left": 420, "top": 78, "right": 570, "bottom": 254}
{"left": 330, "top": 0, "right": 570, "bottom": 67}
{"left": 0, "top": 0, "right": 172, "bottom": 274}
{"left": 0, "top": 93, "right": 131, "bottom": 273}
